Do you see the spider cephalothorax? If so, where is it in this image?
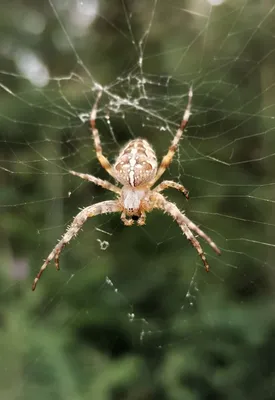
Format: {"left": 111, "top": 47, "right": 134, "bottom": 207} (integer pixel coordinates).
{"left": 32, "top": 88, "right": 221, "bottom": 291}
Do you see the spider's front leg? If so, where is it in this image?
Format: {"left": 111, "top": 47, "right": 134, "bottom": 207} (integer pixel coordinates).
{"left": 32, "top": 200, "right": 122, "bottom": 291}
{"left": 90, "top": 91, "right": 117, "bottom": 180}
{"left": 150, "top": 86, "right": 193, "bottom": 185}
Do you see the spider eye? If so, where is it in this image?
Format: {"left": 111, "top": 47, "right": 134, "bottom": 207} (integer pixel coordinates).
{"left": 132, "top": 215, "right": 139, "bottom": 221}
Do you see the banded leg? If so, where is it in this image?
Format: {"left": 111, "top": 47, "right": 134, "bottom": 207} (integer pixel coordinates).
{"left": 150, "top": 87, "right": 192, "bottom": 185}
{"left": 69, "top": 170, "right": 121, "bottom": 194}
{"left": 153, "top": 180, "right": 189, "bottom": 199}
{"left": 153, "top": 193, "right": 220, "bottom": 272}
{"left": 179, "top": 213, "right": 221, "bottom": 255}
{"left": 90, "top": 91, "right": 116, "bottom": 179}
{"left": 32, "top": 200, "right": 122, "bottom": 291}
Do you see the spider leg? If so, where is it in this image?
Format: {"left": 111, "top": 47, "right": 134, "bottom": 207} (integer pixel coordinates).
{"left": 152, "top": 193, "right": 220, "bottom": 271}
{"left": 69, "top": 170, "right": 121, "bottom": 194}
{"left": 153, "top": 180, "right": 189, "bottom": 199}
{"left": 150, "top": 87, "right": 192, "bottom": 186}
{"left": 90, "top": 91, "right": 116, "bottom": 179}
{"left": 181, "top": 213, "right": 221, "bottom": 255}
{"left": 32, "top": 200, "right": 122, "bottom": 291}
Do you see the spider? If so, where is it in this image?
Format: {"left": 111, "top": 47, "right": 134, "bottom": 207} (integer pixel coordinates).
{"left": 32, "top": 88, "right": 221, "bottom": 291}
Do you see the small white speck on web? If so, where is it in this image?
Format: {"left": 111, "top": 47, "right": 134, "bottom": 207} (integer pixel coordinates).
{"left": 140, "top": 330, "right": 145, "bottom": 342}
{"left": 105, "top": 276, "right": 113, "bottom": 286}
{"left": 68, "top": 191, "right": 71, "bottom": 197}
{"left": 78, "top": 112, "right": 90, "bottom": 123}
{"left": 97, "top": 239, "right": 109, "bottom": 250}
{"left": 95, "top": 227, "right": 112, "bottom": 236}
{"left": 128, "top": 313, "right": 135, "bottom": 322}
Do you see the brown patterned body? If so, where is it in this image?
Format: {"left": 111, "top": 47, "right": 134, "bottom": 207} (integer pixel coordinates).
{"left": 32, "top": 87, "right": 221, "bottom": 292}
{"left": 114, "top": 138, "right": 158, "bottom": 187}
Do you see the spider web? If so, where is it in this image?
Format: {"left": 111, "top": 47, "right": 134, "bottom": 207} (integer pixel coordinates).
{"left": 1, "top": 0, "right": 275, "bottom": 398}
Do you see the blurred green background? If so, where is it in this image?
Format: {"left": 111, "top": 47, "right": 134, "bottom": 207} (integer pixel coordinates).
{"left": 1, "top": 0, "right": 275, "bottom": 399}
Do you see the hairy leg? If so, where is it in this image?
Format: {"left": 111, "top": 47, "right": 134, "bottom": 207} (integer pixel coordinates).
{"left": 150, "top": 87, "right": 192, "bottom": 185}
{"left": 32, "top": 200, "right": 122, "bottom": 290}
{"left": 152, "top": 193, "right": 220, "bottom": 271}
{"left": 69, "top": 170, "right": 121, "bottom": 194}
{"left": 153, "top": 180, "right": 189, "bottom": 199}
{"left": 178, "top": 212, "right": 221, "bottom": 255}
{"left": 90, "top": 91, "right": 116, "bottom": 179}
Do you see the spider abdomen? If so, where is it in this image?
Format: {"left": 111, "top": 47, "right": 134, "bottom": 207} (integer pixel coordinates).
{"left": 114, "top": 138, "right": 158, "bottom": 187}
